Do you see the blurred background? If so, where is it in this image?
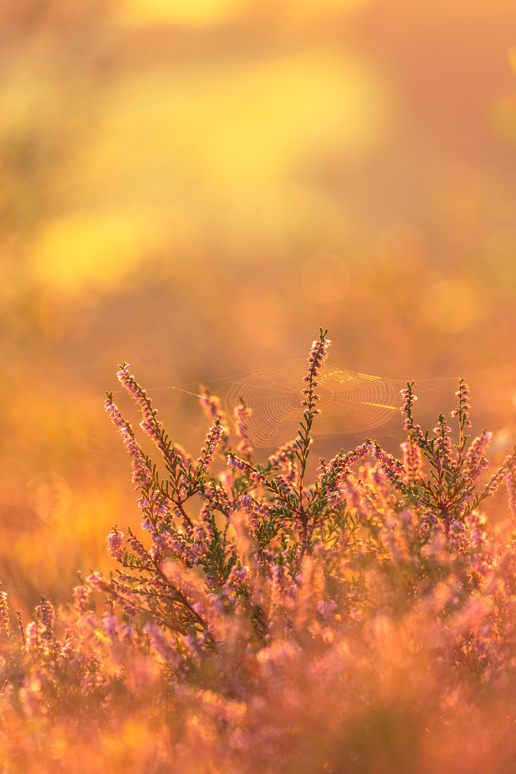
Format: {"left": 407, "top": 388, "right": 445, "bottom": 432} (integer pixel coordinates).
{"left": 1, "top": 0, "right": 516, "bottom": 614}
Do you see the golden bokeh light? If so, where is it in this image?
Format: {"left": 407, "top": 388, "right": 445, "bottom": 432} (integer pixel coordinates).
{"left": 427, "top": 171, "right": 511, "bottom": 244}
{"left": 69, "top": 51, "right": 389, "bottom": 252}
{"left": 485, "top": 228, "right": 516, "bottom": 282}
{"left": 294, "top": 0, "right": 371, "bottom": 11}
{"left": 31, "top": 211, "right": 163, "bottom": 291}
{"left": 377, "top": 223, "right": 428, "bottom": 275}
{"left": 420, "top": 280, "right": 481, "bottom": 334}
{"left": 116, "top": 0, "right": 244, "bottom": 27}
{"left": 489, "top": 95, "right": 516, "bottom": 144}
{"left": 116, "top": 0, "right": 374, "bottom": 28}
{"left": 275, "top": 0, "right": 373, "bottom": 24}
{"left": 301, "top": 253, "right": 351, "bottom": 304}
{"left": 234, "top": 284, "right": 290, "bottom": 349}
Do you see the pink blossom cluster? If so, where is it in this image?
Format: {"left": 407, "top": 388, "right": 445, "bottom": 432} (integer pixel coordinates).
{"left": 116, "top": 363, "right": 169, "bottom": 454}
{"left": 104, "top": 395, "right": 153, "bottom": 489}
{"left": 107, "top": 528, "right": 125, "bottom": 560}
{"left": 197, "top": 422, "right": 225, "bottom": 472}
{"left": 0, "top": 591, "right": 9, "bottom": 637}
{"left": 400, "top": 437, "right": 423, "bottom": 484}
{"left": 306, "top": 335, "right": 331, "bottom": 382}
{"left": 72, "top": 584, "right": 91, "bottom": 614}
{"left": 465, "top": 429, "right": 492, "bottom": 481}
{"left": 199, "top": 389, "right": 226, "bottom": 423}
{"left": 234, "top": 400, "right": 253, "bottom": 459}
{"left": 451, "top": 377, "right": 472, "bottom": 428}
{"left": 268, "top": 438, "right": 299, "bottom": 468}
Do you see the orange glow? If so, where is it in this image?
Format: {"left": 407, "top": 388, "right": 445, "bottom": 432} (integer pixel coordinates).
{"left": 66, "top": 51, "right": 389, "bottom": 261}
{"left": 32, "top": 212, "right": 164, "bottom": 290}
{"left": 377, "top": 223, "right": 428, "bottom": 275}
{"left": 117, "top": 0, "right": 243, "bottom": 27}
{"left": 421, "top": 280, "right": 481, "bottom": 334}
{"left": 2, "top": 7, "right": 516, "bottom": 767}
{"left": 301, "top": 253, "right": 351, "bottom": 303}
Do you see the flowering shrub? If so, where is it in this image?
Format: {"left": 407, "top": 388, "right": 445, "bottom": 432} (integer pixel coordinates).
{"left": 2, "top": 329, "right": 516, "bottom": 772}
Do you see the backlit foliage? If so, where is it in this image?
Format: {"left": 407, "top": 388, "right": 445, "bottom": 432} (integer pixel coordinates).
{"left": 2, "top": 331, "right": 516, "bottom": 773}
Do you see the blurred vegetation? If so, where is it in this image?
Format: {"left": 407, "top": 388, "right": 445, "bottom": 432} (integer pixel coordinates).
{"left": 1, "top": 0, "right": 516, "bottom": 615}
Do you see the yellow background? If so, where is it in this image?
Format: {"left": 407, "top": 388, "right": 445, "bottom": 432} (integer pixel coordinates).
{"left": 1, "top": 0, "right": 515, "bottom": 612}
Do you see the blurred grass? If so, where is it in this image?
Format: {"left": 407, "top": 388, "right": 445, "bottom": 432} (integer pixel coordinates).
{"left": 1, "top": 0, "right": 516, "bottom": 612}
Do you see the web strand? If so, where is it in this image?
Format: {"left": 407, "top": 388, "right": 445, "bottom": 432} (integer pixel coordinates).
{"left": 223, "top": 359, "right": 404, "bottom": 447}
{"left": 111, "top": 361, "right": 458, "bottom": 448}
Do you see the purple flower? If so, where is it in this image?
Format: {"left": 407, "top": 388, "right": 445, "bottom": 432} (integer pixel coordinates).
{"left": 0, "top": 591, "right": 9, "bottom": 637}
{"left": 73, "top": 585, "right": 91, "bottom": 615}
{"left": 36, "top": 597, "right": 55, "bottom": 637}
{"left": 107, "top": 528, "right": 125, "bottom": 560}
{"left": 234, "top": 400, "right": 253, "bottom": 459}
{"left": 197, "top": 422, "right": 225, "bottom": 472}
{"left": 465, "top": 430, "right": 492, "bottom": 482}
{"left": 227, "top": 453, "right": 251, "bottom": 473}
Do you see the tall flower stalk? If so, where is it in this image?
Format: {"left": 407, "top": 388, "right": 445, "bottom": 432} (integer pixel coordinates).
{"left": 295, "top": 328, "right": 331, "bottom": 548}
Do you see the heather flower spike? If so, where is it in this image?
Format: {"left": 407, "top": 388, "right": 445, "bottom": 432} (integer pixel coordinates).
{"left": 0, "top": 590, "right": 10, "bottom": 638}
{"left": 199, "top": 387, "right": 229, "bottom": 450}
{"left": 451, "top": 377, "right": 473, "bottom": 455}
{"left": 197, "top": 421, "right": 225, "bottom": 473}
{"left": 107, "top": 527, "right": 124, "bottom": 560}
{"left": 35, "top": 597, "right": 55, "bottom": 640}
{"left": 296, "top": 328, "right": 331, "bottom": 480}
{"left": 234, "top": 398, "right": 253, "bottom": 460}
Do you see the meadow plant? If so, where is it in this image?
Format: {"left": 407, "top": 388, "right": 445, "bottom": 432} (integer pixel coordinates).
{"left": 2, "top": 330, "right": 516, "bottom": 772}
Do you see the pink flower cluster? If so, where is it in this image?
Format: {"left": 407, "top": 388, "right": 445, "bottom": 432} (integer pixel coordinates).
{"left": 197, "top": 423, "right": 225, "bottom": 473}
{"left": 107, "top": 528, "right": 125, "bottom": 560}
{"left": 234, "top": 400, "right": 253, "bottom": 459}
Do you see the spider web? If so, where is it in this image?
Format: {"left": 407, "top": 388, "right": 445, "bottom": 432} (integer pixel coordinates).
{"left": 115, "top": 359, "right": 457, "bottom": 450}
{"left": 223, "top": 359, "right": 404, "bottom": 448}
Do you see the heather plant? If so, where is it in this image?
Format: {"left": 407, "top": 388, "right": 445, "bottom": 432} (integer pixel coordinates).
{"left": 3, "top": 330, "right": 516, "bottom": 773}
